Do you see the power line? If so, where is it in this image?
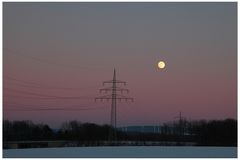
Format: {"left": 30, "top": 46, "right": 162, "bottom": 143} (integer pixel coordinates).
{"left": 4, "top": 106, "right": 108, "bottom": 111}
{"left": 4, "top": 81, "right": 97, "bottom": 90}
{"left": 5, "top": 103, "right": 107, "bottom": 110}
{"left": 4, "top": 101, "right": 99, "bottom": 109}
{"left": 3, "top": 94, "right": 93, "bottom": 100}
{"left": 4, "top": 88, "right": 94, "bottom": 99}
{"left": 4, "top": 76, "right": 98, "bottom": 90}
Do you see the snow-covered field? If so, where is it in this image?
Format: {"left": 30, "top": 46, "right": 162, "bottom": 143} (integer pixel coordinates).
{"left": 3, "top": 146, "right": 237, "bottom": 158}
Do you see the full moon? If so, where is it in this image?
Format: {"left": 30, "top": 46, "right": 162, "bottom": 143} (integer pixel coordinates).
{"left": 158, "top": 61, "right": 166, "bottom": 69}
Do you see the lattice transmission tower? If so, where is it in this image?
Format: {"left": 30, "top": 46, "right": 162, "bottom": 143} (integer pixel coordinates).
{"left": 174, "top": 111, "right": 186, "bottom": 137}
{"left": 95, "top": 68, "right": 133, "bottom": 141}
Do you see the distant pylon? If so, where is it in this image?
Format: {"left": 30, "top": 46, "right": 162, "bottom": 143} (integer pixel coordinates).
{"left": 95, "top": 68, "right": 133, "bottom": 141}
{"left": 174, "top": 111, "right": 186, "bottom": 137}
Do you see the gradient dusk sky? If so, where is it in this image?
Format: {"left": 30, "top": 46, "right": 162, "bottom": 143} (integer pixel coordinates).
{"left": 3, "top": 2, "right": 237, "bottom": 128}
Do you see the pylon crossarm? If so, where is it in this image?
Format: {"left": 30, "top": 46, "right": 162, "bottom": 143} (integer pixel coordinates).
{"left": 115, "top": 86, "right": 127, "bottom": 90}
{"left": 96, "top": 94, "right": 112, "bottom": 98}
{"left": 115, "top": 94, "right": 131, "bottom": 98}
{"left": 103, "top": 80, "right": 127, "bottom": 85}
{"left": 100, "top": 86, "right": 128, "bottom": 90}
{"left": 116, "top": 97, "right": 134, "bottom": 102}
{"left": 115, "top": 80, "right": 127, "bottom": 85}
{"left": 103, "top": 80, "right": 113, "bottom": 85}
{"left": 100, "top": 88, "right": 129, "bottom": 94}
{"left": 117, "top": 88, "right": 129, "bottom": 93}
{"left": 95, "top": 97, "right": 112, "bottom": 102}
{"left": 100, "top": 88, "right": 111, "bottom": 93}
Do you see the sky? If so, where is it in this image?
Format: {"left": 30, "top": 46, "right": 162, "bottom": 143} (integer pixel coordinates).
{"left": 3, "top": 2, "right": 237, "bottom": 128}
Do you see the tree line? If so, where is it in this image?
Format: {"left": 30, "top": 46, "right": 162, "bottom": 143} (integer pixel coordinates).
{"left": 160, "top": 118, "right": 237, "bottom": 146}
{"left": 3, "top": 119, "right": 237, "bottom": 146}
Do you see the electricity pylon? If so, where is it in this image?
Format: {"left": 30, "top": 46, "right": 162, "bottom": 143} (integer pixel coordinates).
{"left": 95, "top": 68, "right": 133, "bottom": 141}
{"left": 174, "top": 111, "right": 186, "bottom": 137}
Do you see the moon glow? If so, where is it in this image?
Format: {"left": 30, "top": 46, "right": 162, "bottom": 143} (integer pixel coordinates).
{"left": 158, "top": 61, "right": 166, "bottom": 69}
